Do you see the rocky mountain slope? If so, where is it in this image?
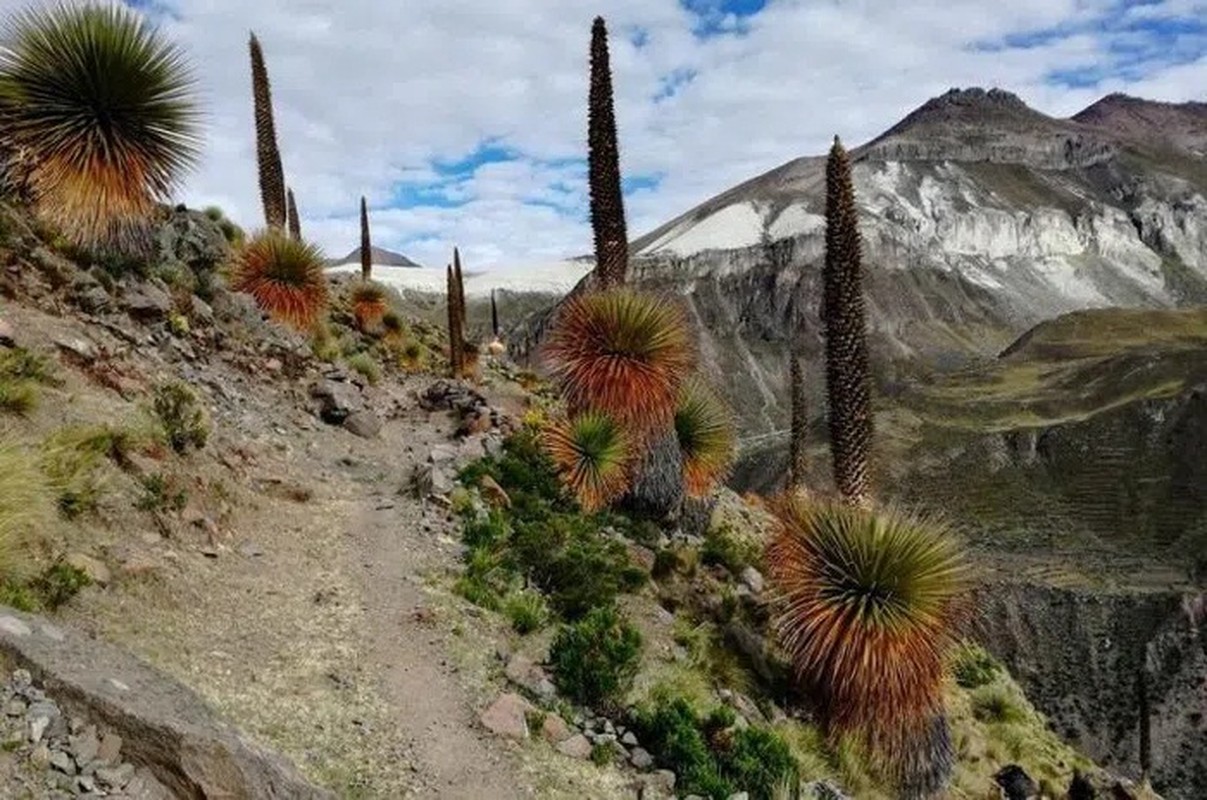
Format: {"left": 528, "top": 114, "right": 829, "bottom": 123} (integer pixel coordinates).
{"left": 614, "top": 88, "right": 1206, "bottom": 441}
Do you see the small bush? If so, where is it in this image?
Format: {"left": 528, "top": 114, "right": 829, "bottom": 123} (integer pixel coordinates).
{"left": 549, "top": 606, "right": 642, "bottom": 708}
{"left": 135, "top": 472, "right": 188, "bottom": 512}
{"left": 701, "top": 523, "right": 760, "bottom": 574}
{"left": 152, "top": 381, "right": 209, "bottom": 454}
{"left": 591, "top": 741, "right": 624, "bottom": 767}
{"left": 502, "top": 590, "right": 549, "bottom": 634}
{"left": 30, "top": 563, "right": 91, "bottom": 610}
{"left": 633, "top": 695, "right": 800, "bottom": 800}
{"left": 0, "top": 380, "right": 37, "bottom": 415}
{"left": 970, "top": 685, "right": 1025, "bottom": 725}
{"left": 346, "top": 352, "right": 381, "bottom": 386}
{"left": 952, "top": 642, "right": 1002, "bottom": 689}
{"left": 0, "top": 348, "right": 57, "bottom": 384}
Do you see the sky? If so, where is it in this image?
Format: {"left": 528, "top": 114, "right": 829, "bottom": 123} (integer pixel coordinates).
{"left": 68, "top": 1, "right": 1207, "bottom": 267}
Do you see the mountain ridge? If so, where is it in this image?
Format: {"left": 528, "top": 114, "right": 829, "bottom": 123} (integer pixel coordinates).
{"left": 327, "top": 244, "right": 421, "bottom": 269}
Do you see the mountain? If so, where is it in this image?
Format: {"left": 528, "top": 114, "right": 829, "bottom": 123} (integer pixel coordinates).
{"left": 592, "top": 88, "right": 1207, "bottom": 436}
{"left": 595, "top": 88, "right": 1207, "bottom": 797}
{"left": 327, "top": 245, "right": 421, "bottom": 268}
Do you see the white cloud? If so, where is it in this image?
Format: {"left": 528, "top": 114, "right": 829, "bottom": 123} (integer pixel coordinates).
{"left": 7, "top": 0, "right": 1204, "bottom": 268}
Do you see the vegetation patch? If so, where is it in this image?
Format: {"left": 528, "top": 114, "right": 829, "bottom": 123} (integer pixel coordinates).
{"left": 455, "top": 428, "right": 646, "bottom": 620}
{"left": 549, "top": 606, "right": 642, "bottom": 708}
{"left": 151, "top": 381, "right": 209, "bottom": 454}
{"left": 631, "top": 694, "right": 799, "bottom": 800}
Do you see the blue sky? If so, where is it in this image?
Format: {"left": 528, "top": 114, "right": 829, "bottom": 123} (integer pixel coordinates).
{"left": 93, "top": 0, "right": 1207, "bottom": 267}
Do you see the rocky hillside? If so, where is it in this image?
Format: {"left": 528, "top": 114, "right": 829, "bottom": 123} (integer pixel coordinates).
{"left": 592, "top": 88, "right": 1207, "bottom": 443}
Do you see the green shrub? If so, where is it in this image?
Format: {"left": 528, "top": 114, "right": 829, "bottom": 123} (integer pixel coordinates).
{"left": 502, "top": 590, "right": 549, "bottom": 634}
{"left": 701, "top": 523, "right": 760, "bottom": 574}
{"left": 723, "top": 727, "right": 800, "bottom": 800}
{"left": 0, "top": 348, "right": 57, "bottom": 384}
{"left": 457, "top": 431, "right": 646, "bottom": 620}
{"left": 152, "top": 382, "right": 209, "bottom": 454}
{"left": 591, "top": 741, "right": 624, "bottom": 767}
{"left": 135, "top": 472, "right": 188, "bottom": 513}
{"left": 633, "top": 695, "right": 800, "bottom": 800}
{"left": 633, "top": 696, "right": 732, "bottom": 798}
{"left": 652, "top": 548, "right": 681, "bottom": 579}
{"left": 952, "top": 643, "right": 1002, "bottom": 689}
{"left": 346, "top": 352, "right": 381, "bottom": 386}
{"left": 549, "top": 606, "right": 642, "bottom": 708}
{"left": 30, "top": 562, "right": 91, "bottom": 610}
{"left": 971, "top": 685, "right": 1025, "bottom": 724}
{"left": 0, "top": 380, "right": 37, "bottom": 415}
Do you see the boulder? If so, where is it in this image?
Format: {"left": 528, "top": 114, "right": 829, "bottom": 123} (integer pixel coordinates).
{"left": 310, "top": 380, "right": 364, "bottom": 424}
{"left": 995, "top": 765, "right": 1038, "bottom": 800}
{"left": 739, "top": 566, "right": 765, "bottom": 594}
{"left": 122, "top": 281, "right": 173, "bottom": 320}
{"left": 540, "top": 713, "right": 572, "bottom": 744}
{"left": 0, "top": 607, "right": 333, "bottom": 799}
{"left": 478, "top": 692, "right": 533, "bottom": 740}
{"left": 153, "top": 208, "right": 231, "bottom": 276}
{"left": 555, "top": 733, "right": 592, "bottom": 759}
{"left": 343, "top": 411, "right": 382, "bottom": 439}
{"left": 0, "top": 317, "right": 13, "bottom": 348}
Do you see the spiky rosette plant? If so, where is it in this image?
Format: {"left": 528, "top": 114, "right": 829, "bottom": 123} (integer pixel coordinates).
{"left": 544, "top": 411, "right": 630, "bottom": 512}
{"left": 766, "top": 495, "right": 970, "bottom": 768}
{"left": 381, "top": 310, "right": 405, "bottom": 344}
{"left": 543, "top": 287, "right": 693, "bottom": 432}
{"left": 350, "top": 281, "right": 389, "bottom": 333}
{"left": 229, "top": 231, "right": 329, "bottom": 331}
{"left": 674, "top": 376, "right": 736, "bottom": 497}
{"left": 0, "top": 2, "right": 201, "bottom": 250}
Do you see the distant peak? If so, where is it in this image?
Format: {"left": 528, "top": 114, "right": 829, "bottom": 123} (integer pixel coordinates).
{"left": 927, "top": 87, "right": 1030, "bottom": 112}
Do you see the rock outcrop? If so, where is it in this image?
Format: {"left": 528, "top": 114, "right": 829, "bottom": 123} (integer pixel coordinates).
{"left": 0, "top": 607, "right": 334, "bottom": 799}
{"left": 975, "top": 584, "right": 1206, "bottom": 800}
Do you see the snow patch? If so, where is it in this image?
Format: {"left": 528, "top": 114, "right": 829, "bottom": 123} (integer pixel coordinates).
{"left": 641, "top": 202, "right": 766, "bottom": 257}
{"left": 768, "top": 204, "right": 824, "bottom": 241}
{"left": 328, "top": 260, "right": 592, "bottom": 298}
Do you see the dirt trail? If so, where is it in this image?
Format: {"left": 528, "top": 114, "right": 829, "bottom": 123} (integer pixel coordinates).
{"left": 349, "top": 408, "right": 528, "bottom": 799}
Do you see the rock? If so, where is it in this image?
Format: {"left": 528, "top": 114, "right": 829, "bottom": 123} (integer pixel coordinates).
{"left": 0, "top": 606, "right": 334, "bottom": 798}
{"left": 478, "top": 693, "right": 534, "bottom": 740}
{"left": 632, "top": 770, "right": 677, "bottom": 797}
{"left": 30, "top": 742, "right": 51, "bottom": 767}
{"left": 50, "top": 749, "right": 76, "bottom": 774}
{"left": 29, "top": 714, "right": 50, "bottom": 743}
{"left": 343, "top": 410, "right": 382, "bottom": 439}
{"left": 428, "top": 444, "right": 460, "bottom": 468}
{"left": 627, "top": 542, "right": 656, "bottom": 573}
{"left": 995, "top": 765, "right": 1038, "bottom": 800}
{"left": 629, "top": 747, "right": 654, "bottom": 770}
{"left": 190, "top": 295, "right": 214, "bottom": 325}
{"left": 0, "top": 317, "right": 14, "bottom": 348}
{"left": 54, "top": 335, "right": 99, "bottom": 364}
{"left": 555, "top": 733, "right": 593, "bottom": 759}
{"left": 478, "top": 475, "right": 511, "bottom": 508}
{"left": 309, "top": 380, "right": 364, "bottom": 424}
{"left": 69, "top": 725, "right": 101, "bottom": 766}
{"left": 153, "top": 207, "right": 232, "bottom": 276}
{"left": 96, "top": 762, "right": 135, "bottom": 789}
{"left": 540, "top": 714, "right": 573, "bottom": 744}
{"left": 412, "top": 463, "right": 455, "bottom": 498}
{"left": 75, "top": 284, "right": 112, "bottom": 313}
{"left": 122, "top": 282, "right": 173, "bottom": 320}
{"left": 739, "top": 566, "right": 765, "bottom": 594}
{"left": 504, "top": 654, "right": 556, "bottom": 702}
{"left": 66, "top": 553, "right": 110, "bottom": 587}
{"left": 728, "top": 794, "right": 749, "bottom": 800}
{"left": 210, "top": 288, "right": 263, "bottom": 326}
{"left": 4, "top": 697, "right": 26, "bottom": 716}
{"left": 96, "top": 731, "right": 122, "bottom": 764}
